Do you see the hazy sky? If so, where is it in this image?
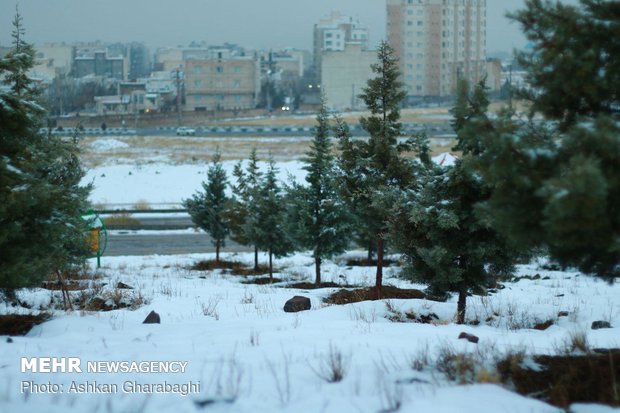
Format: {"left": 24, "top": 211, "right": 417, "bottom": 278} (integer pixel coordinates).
{"left": 0, "top": 1, "right": 562, "bottom": 53}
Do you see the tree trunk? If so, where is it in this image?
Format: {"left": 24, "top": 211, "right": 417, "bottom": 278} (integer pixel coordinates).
{"left": 376, "top": 235, "right": 384, "bottom": 299}
{"left": 215, "top": 239, "right": 221, "bottom": 265}
{"left": 315, "top": 254, "right": 321, "bottom": 286}
{"left": 269, "top": 248, "right": 273, "bottom": 280}
{"left": 1, "top": 288, "right": 17, "bottom": 304}
{"left": 57, "top": 269, "right": 73, "bottom": 311}
{"left": 457, "top": 282, "right": 468, "bottom": 325}
{"left": 254, "top": 245, "right": 259, "bottom": 271}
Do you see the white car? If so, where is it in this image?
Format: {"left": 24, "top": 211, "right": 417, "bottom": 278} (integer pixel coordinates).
{"left": 176, "top": 127, "right": 196, "bottom": 136}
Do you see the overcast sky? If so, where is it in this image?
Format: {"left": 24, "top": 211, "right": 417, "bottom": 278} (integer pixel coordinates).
{"left": 0, "top": 1, "right": 568, "bottom": 53}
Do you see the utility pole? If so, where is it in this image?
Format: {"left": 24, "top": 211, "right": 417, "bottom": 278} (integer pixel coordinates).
{"left": 176, "top": 67, "right": 183, "bottom": 126}
{"left": 508, "top": 63, "right": 513, "bottom": 111}
{"left": 266, "top": 51, "right": 274, "bottom": 114}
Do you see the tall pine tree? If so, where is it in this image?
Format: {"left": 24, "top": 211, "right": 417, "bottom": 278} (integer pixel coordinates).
{"left": 510, "top": 0, "right": 620, "bottom": 129}
{"left": 338, "top": 41, "right": 412, "bottom": 297}
{"left": 289, "top": 99, "right": 351, "bottom": 285}
{"left": 184, "top": 151, "right": 230, "bottom": 264}
{"left": 0, "top": 11, "right": 91, "bottom": 300}
{"left": 475, "top": 0, "right": 620, "bottom": 278}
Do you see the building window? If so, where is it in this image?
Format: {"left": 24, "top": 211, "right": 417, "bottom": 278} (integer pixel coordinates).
{"left": 194, "top": 80, "right": 202, "bottom": 87}
{"left": 233, "top": 80, "right": 241, "bottom": 88}
{"left": 233, "top": 66, "right": 241, "bottom": 73}
{"left": 216, "top": 66, "right": 223, "bottom": 74}
{"left": 217, "top": 95, "right": 225, "bottom": 101}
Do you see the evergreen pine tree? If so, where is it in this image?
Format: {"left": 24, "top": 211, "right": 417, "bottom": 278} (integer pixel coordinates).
{"left": 228, "top": 149, "right": 263, "bottom": 270}
{"left": 338, "top": 41, "right": 412, "bottom": 297}
{"left": 474, "top": 0, "right": 620, "bottom": 278}
{"left": 0, "top": 11, "right": 91, "bottom": 300}
{"left": 509, "top": 0, "right": 620, "bottom": 129}
{"left": 392, "top": 81, "right": 517, "bottom": 324}
{"left": 335, "top": 117, "right": 377, "bottom": 262}
{"left": 290, "top": 99, "right": 351, "bottom": 285}
{"left": 184, "top": 151, "right": 230, "bottom": 264}
{"left": 255, "top": 158, "right": 294, "bottom": 279}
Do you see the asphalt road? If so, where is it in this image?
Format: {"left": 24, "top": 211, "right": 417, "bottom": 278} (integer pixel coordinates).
{"left": 102, "top": 214, "right": 252, "bottom": 256}
{"left": 105, "top": 231, "right": 248, "bottom": 256}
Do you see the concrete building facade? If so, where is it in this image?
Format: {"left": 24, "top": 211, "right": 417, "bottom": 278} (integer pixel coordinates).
{"left": 387, "top": 0, "right": 486, "bottom": 99}
{"left": 184, "top": 55, "right": 260, "bottom": 111}
{"left": 31, "top": 43, "right": 74, "bottom": 82}
{"left": 313, "top": 11, "right": 369, "bottom": 82}
{"left": 73, "top": 50, "right": 125, "bottom": 80}
{"left": 321, "top": 43, "right": 376, "bottom": 111}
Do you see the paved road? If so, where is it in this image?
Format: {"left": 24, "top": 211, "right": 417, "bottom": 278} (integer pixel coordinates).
{"left": 105, "top": 231, "right": 248, "bottom": 256}
{"left": 101, "top": 214, "right": 250, "bottom": 256}
{"left": 48, "top": 122, "right": 455, "bottom": 138}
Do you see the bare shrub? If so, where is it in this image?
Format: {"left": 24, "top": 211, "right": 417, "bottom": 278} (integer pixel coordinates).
{"left": 200, "top": 296, "right": 221, "bottom": 320}
{"left": 310, "top": 344, "right": 351, "bottom": 383}
{"left": 555, "top": 331, "right": 590, "bottom": 355}
{"left": 266, "top": 353, "right": 292, "bottom": 406}
{"left": 435, "top": 344, "right": 477, "bottom": 384}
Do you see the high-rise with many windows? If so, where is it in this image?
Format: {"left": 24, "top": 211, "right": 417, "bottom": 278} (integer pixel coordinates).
{"left": 387, "top": 0, "right": 486, "bottom": 100}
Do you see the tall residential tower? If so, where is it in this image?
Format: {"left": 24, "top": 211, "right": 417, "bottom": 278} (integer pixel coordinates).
{"left": 387, "top": 0, "right": 486, "bottom": 100}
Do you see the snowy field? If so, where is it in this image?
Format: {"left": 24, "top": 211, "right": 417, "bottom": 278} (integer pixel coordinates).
{"left": 81, "top": 136, "right": 455, "bottom": 208}
{"left": 2, "top": 137, "right": 618, "bottom": 412}
{"left": 1, "top": 252, "right": 619, "bottom": 413}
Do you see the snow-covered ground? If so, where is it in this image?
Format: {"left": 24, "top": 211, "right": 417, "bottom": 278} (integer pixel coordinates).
{"left": 84, "top": 160, "right": 307, "bottom": 209}
{"left": 1, "top": 252, "right": 619, "bottom": 413}
{"left": 3, "top": 137, "right": 617, "bottom": 412}
{"left": 81, "top": 133, "right": 456, "bottom": 209}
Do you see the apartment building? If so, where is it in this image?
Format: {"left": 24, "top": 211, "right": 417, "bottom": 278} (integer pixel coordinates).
{"left": 30, "top": 43, "right": 74, "bottom": 82}
{"left": 73, "top": 50, "right": 125, "bottom": 80}
{"left": 184, "top": 54, "right": 260, "bottom": 111}
{"left": 321, "top": 43, "right": 376, "bottom": 111}
{"left": 387, "top": 0, "right": 486, "bottom": 99}
{"left": 313, "top": 11, "right": 369, "bottom": 82}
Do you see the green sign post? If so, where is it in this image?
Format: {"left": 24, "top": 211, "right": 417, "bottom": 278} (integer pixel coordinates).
{"left": 82, "top": 210, "right": 107, "bottom": 268}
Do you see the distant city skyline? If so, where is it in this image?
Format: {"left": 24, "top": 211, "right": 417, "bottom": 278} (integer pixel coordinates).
{"left": 0, "top": 0, "right": 577, "bottom": 54}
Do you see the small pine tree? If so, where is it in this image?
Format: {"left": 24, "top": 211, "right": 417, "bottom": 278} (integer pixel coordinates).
{"left": 255, "top": 158, "right": 294, "bottom": 279}
{"left": 184, "top": 151, "right": 230, "bottom": 264}
{"left": 338, "top": 41, "right": 412, "bottom": 297}
{"left": 0, "top": 11, "right": 91, "bottom": 301}
{"left": 289, "top": 99, "right": 351, "bottom": 285}
{"left": 228, "top": 149, "right": 263, "bottom": 270}
{"left": 392, "top": 81, "right": 517, "bottom": 324}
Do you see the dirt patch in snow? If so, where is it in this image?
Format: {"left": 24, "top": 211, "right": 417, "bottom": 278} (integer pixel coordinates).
{"left": 324, "top": 286, "right": 426, "bottom": 305}
{"left": 284, "top": 281, "right": 350, "bottom": 290}
{"left": 344, "top": 258, "right": 399, "bottom": 267}
{"left": 0, "top": 313, "right": 51, "bottom": 336}
{"left": 497, "top": 350, "right": 620, "bottom": 408}
{"left": 241, "top": 277, "right": 282, "bottom": 285}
